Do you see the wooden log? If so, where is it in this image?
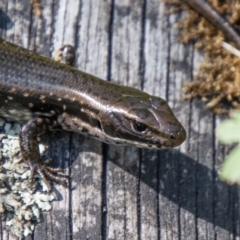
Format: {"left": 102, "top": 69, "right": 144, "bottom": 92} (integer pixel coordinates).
{"left": 0, "top": 0, "right": 239, "bottom": 239}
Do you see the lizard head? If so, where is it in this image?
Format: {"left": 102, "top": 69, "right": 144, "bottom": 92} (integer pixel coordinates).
{"left": 99, "top": 94, "right": 186, "bottom": 149}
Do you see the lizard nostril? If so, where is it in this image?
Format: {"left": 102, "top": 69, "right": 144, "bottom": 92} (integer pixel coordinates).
{"left": 170, "top": 134, "right": 175, "bottom": 140}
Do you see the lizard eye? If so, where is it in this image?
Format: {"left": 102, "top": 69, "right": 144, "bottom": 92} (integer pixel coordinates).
{"left": 132, "top": 121, "right": 148, "bottom": 132}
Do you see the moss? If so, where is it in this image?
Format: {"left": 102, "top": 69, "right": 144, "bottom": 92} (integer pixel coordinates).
{"left": 165, "top": 0, "right": 240, "bottom": 114}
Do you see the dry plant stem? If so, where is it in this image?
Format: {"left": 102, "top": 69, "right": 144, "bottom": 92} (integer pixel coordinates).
{"left": 166, "top": 0, "right": 240, "bottom": 113}
{"left": 221, "top": 42, "right": 240, "bottom": 58}
{"left": 183, "top": 0, "right": 240, "bottom": 50}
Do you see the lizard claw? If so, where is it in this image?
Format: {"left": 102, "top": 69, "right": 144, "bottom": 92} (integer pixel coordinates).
{"left": 28, "top": 159, "right": 68, "bottom": 190}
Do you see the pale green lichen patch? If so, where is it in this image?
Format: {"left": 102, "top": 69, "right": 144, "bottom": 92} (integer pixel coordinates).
{"left": 0, "top": 123, "right": 55, "bottom": 239}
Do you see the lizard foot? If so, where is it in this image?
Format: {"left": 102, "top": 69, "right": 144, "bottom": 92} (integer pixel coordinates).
{"left": 28, "top": 159, "right": 68, "bottom": 190}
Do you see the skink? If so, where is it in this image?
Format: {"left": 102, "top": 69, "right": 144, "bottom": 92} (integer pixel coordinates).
{"left": 0, "top": 39, "right": 186, "bottom": 186}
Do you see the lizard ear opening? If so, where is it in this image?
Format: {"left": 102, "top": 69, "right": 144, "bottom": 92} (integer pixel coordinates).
{"left": 97, "top": 119, "right": 102, "bottom": 131}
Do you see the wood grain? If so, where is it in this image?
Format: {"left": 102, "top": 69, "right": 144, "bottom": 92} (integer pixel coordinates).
{"left": 0, "top": 0, "right": 239, "bottom": 239}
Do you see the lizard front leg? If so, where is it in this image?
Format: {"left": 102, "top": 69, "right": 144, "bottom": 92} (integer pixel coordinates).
{"left": 19, "top": 117, "right": 67, "bottom": 189}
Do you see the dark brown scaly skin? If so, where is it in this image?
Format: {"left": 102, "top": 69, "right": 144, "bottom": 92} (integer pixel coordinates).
{"left": 19, "top": 118, "right": 67, "bottom": 187}
{"left": 0, "top": 39, "right": 186, "bottom": 188}
{"left": 183, "top": 0, "right": 240, "bottom": 51}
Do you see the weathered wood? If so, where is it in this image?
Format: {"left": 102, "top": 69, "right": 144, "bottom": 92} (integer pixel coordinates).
{"left": 0, "top": 0, "right": 239, "bottom": 239}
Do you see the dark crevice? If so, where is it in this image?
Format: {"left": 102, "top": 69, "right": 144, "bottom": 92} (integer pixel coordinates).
{"left": 107, "top": 0, "right": 114, "bottom": 82}
{"left": 137, "top": 149, "right": 142, "bottom": 240}
{"left": 62, "top": 0, "right": 68, "bottom": 45}
{"left": 165, "top": 11, "right": 171, "bottom": 102}
{"left": 212, "top": 115, "right": 217, "bottom": 240}
{"left": 68, "top": 133, "right": 73, "bottom": 240}
{"left": 195, "top": 145, "right": 199, "bottom": 240}
{"left": 9, "top": 0, "right": 16, "bottom": 43}
{"left": 124, "top": 173, "right": 127, "bottom": 239}
{"left": 177, "top": 118, "right": 182, "bottom": 238}
{"left": 177, "top": 154, "right": 181, "bottom": 240}
{"left": 74, "top": 0, "right": 82, "bottom": 50}
{"left": 139, "top": 0, "right": 146, "bottom": 91}
{"left": 231, "top": 184, "right": 238, "bottom": 239}
{"left": 101, "top": 143, "right": 108, "bottom": 240}
{"left": 49, "top": 209, "right": 53, "bottom": 238}
{"left": 157, "top": 151, "right": 161, "bottom": 240}
{"left": 0, "top": 210, "right": 2, "bottom": 240}
{"left": 49, "top": 0, "right": 57, "bottom": 56}
{"left": 27, "top": 0, "right": 34, "bottom": 49}
{"left": 84, "top": 0, "right": 92, "bottom": 69}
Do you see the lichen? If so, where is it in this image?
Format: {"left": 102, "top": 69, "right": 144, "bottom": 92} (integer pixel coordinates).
{"left": 0, "top": 122, "right": 55, "bottom": 239}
